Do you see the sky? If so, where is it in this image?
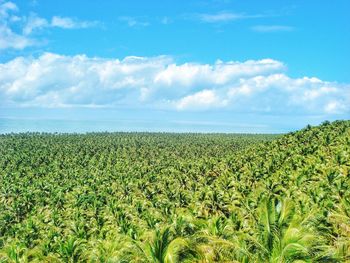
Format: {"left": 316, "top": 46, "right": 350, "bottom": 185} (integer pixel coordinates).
{"left": 0, "top": 0, "right": 349, "bottom": 133}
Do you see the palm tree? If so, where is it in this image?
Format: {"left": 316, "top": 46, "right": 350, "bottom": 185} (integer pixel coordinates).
{"left": 327, "top": 197, "right": 350, "bottom": 262}
{"left": 86, "top": 238, "right": 125, "bottom": 263}
{"left": 0, "top": 242, "right": 27, "bottom": 263}
{"left": 119, "top": 227, "right": 198, "bottom": 263}
{"left": 253, "top": 196, "right": 320, "bottom": 262}
{"left": 57, "top": 236, "right": 86, "bottom": 263}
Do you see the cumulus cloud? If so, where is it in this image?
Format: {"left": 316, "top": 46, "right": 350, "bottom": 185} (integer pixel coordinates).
{"left": 154, "top": 59, "right": 284, "bottom": 88}
{"left": 0, "top": 53, "right": 349, "bottom": 115}
{"left": 176, "top": 90, "right": 227, "bottom": 110}
{"left": 324, "top": 101, "right": 347, "bottom": 114}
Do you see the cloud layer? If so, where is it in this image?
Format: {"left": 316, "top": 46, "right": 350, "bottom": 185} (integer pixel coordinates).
{"left": 0, "top": 53, "right": 349, "bottom": 115}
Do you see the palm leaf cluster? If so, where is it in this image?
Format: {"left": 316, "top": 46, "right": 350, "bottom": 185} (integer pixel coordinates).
{"left": 0, "top": 120, "right": 349, "bottom": 262}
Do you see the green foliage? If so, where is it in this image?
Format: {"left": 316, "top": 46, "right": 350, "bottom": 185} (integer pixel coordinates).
{"left": 0, "top": 121, "right": 349, "bottom": 262}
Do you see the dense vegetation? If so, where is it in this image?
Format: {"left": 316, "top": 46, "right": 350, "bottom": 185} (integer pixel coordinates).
{"left": 0, "top": 120, "right": 349, "bottom": 262}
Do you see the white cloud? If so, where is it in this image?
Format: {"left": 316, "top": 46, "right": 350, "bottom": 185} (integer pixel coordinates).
{"left": 197, "top": 12, "right": 244, "bottom": 23}
{"left": 251, "top": 25, "right": 294, "bottom": 32}
{"left": 194, "top": 11, "right": 264, "bottom": 23}
{"left": 176, "top": 90, "right": 227, "bottom": 110}
{"left": 154, "top": 59, "right": 284, "bottom": 88}
{"left": 0, "top": 1, "right": 34, "bottom": 49}
{"left": 51, "top": 16, "right": 98, "bottom": 29}
{"left": 22, "top": 15, "right": 99, "bottom": 34}
{"left": 51, "top": 16, "right": 76, "bottom": 28}
{"left": 0, "top": 24, "right": 34, "bottom": 49}
{"left": 0, "top": 1, "right": 17, "bottom": 17}
{"left": 0, "top": 1, "right": 99, "bottom": 50}
{"left": 23, "top": 13, "right": 48, "bottom": 35}
{"left": 324, "top": 100, "right": 347, "bottom": 114}
{"left": 0, "top": 53, "right": 349, "bottom": 116}
{"left": 119, "top": 16, "right": 150, "bottom": 27}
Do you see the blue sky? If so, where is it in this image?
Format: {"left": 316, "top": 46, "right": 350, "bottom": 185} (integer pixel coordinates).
{"left": 0, "top": 0, "right": 349, "bottom": 133}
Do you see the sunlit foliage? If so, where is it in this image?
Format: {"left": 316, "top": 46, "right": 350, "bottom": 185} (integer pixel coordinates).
{"left": 0, "top": 120, "right": 349, "bottom": 262}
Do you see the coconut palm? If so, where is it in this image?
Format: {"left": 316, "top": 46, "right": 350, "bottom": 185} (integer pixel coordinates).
{"left": 0, "top": 121, "right": 349, "bottom": 261}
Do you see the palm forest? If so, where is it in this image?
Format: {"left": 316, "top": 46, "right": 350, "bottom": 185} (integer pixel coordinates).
{"left": 0, "top": 120, "right": 349, "bottom": 262}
